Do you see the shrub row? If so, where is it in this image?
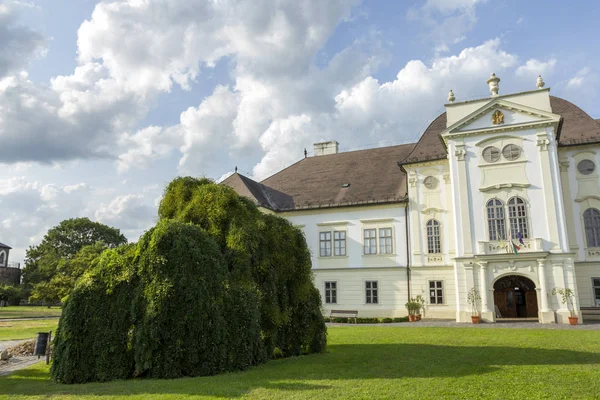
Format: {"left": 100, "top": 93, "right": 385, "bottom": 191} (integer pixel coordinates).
{"left": 327, "top": 317, "right": 410, "bottom": 324}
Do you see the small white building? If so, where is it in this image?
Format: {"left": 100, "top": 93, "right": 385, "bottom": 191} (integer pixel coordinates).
{"left": 223, "top": 74, "right": 600, "bottom": 324}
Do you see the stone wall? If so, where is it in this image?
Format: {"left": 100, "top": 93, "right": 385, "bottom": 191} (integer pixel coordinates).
{"left": 0, "top": 267, "right": 21, "bottom": 286}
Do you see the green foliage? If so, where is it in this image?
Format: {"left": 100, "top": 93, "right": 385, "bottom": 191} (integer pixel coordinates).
{"left": 133, "top": 221, "right": 232, "bottom": 379}
{"left": 52, "top": 178, "right": 326, "bottom": 384}
{"left": 51, "top": 246, "right": 137, "bottom": 384}
{"left": 552, "top": 287, "right": 576, "bottom": 317}
{"left": 328, "top": 317, "right": 408, "bottom": 324}
{"left": 0, "top": 284, "right": 24, "bottom": 306}
{"left": 23, "top": 218, "right": 127, "bottom": 291}
{"left": 159, "top": 177, "right": 327, "bottom": 358}
{"left": 467, "top": 287, "right": 481, "bottom": 316}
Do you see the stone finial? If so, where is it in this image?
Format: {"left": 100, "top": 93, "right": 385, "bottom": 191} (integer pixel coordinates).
{"left": 486, "top": 73, "right": 500, "bottom": 97}
{"left": 536, "top": 74, "right": 545, "bottom": 89}
{"left": 448, "top": 89, "right": 455, "bottom": 103}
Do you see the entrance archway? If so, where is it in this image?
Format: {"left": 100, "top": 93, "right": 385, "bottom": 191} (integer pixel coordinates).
{"left": 493, "top": 275, "right": 538, "bottom": 319}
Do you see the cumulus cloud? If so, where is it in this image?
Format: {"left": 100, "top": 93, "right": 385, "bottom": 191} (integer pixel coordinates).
{"left": 0, "top": 1, "right": 45, "bottom": 78}
{"left": 515, "top": 58, "right": 557, "bottom": 78}
{"left": 95, "top": 193, "right": 155, "bottom": 236}
{"left": 0, "top": 176, "right": 93, "bottom": 263}
{"left": 0, "top": 0, "right": 361, "bottom": 168}
{"left": 251, "top": 38, "right": 518, "bottom": 178}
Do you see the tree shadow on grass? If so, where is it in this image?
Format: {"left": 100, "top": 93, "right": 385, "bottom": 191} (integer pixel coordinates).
{"left": 0, "top": 343, "right": 599, "bottom": 398}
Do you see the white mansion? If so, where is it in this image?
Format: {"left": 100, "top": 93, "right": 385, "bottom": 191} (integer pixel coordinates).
{"left": 224, "top": 74, "right": 600, "bottom": 324}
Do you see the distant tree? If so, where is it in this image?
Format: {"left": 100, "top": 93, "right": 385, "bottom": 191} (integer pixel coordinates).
{"left": 22, "top": 218, "right": 127, "bottom": 289}
{"left": 0, "top": 284, "right": 24, "bottom": 306}
{"left": 29, "top": 281, "right": 60, "bottom": 307}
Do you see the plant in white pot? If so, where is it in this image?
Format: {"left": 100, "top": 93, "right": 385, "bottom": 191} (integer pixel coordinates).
{"left": 552, "top": 287, "right": 578, "bottom": 325}
{"left": 467, "top": 287, "right": 481, "bottom": 324}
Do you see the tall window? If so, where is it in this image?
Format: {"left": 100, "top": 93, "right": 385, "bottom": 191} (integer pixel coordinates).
{"left": 0, "top": 251, "right": 5, "bottom": 265}
{"left": 429, "top": 281, "right": 443, "bottom": 304}
{"left": 365, "top": 281, "right": 378, "bottom": 304}
{"left": 487, "top": 199, "right": 506, "bottom": 241}
{"left": 584, "top": 208, "right": 600, "bottom": 248}
{"left": 508, "top": 197, "right": 529, "bottom": 239}
{"left": 324, "top": 281, "right": 337, "bottom": 304}
{"left": 593, "top": 278, "right": 600, "bottom": 307}
{"left": 426, "top": 219, "right": 441, "bottom": 254}
{"left": 319, "top": 232, "right": 331, "bottom": 257}
{"left": 379, "top": 228, "right": 393, "bottom": 254}
{"left": 333, "top": 231, "right": 346, "bottom": 256}
{"left": 364, "top": 229, "right": 377, "bottom": 254}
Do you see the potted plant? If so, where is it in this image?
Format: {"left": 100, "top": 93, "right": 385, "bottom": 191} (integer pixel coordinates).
{"left": 552, "top": 287, "right": 578, "bottom": 325}
{"left": 415, "top": 295, "right": 426, "bottom": 321}
{"left": 405, "top": 300, "right": 419, "bottom": 322}
{"left": 467, "top": 287, "right": 481, "bottom": 324}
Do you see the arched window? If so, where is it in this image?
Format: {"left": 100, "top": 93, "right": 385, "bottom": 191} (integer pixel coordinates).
{"left": 426, "top": 219, "right": 441, "bottom": 254}
{"left": 584, "top": 208, "right": 600, "bottom": 248}
{"left": 487, "top": 199, "right": 506, "bottom": 241}
{"left": 0, "top": 251, "right": 5, "bottom": 266}
{"left": 508, "top": 197, "right": 529, "bottom": 239}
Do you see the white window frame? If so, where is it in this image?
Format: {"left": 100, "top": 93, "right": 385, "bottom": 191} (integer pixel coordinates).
{"left": 0, "top": 250, "right": 5, "bottom": 266}
{"left": 378, "top": 228, "right": 393, "bottom": 254}
{"left": 365, "top": 280, "right": 379, "bottom": 304}
{"left": 486, "top": 198, "right": 506, "bottom": 241}
{"left": 508, "top": 197, "right": 530, "bottom": 239}
{"left": 363, "top": 229, "right": 377, "bottom": 255}
{"left": 333, "top": 231, "right": 347, "bottom": 256}
{"left": 584, "top": 208, "right": 600, "bottom": 248}
{"left": 324, "top": 281, "right": 337, "bottom": 304}
{"left": 319, "top": 231, "right": 332, "bottom": 257}
{"left": 429, "top": 280, "right": 444, "bottom": 305}
{"left": 593, "top": 277, "right": 600, "bottom": 307}
{"left": 426, "top": 219, "right": 441, "bottom": 254}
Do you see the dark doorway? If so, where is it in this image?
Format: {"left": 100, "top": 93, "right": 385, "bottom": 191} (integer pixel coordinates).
{"left": 493, "top": 275, "right": 538, "bottom": 318}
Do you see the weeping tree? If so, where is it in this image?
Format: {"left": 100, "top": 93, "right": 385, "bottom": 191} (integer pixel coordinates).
{"left": 158, "top": 177, "right": 327, "bottom": 357}
{"left": 52, "top": 178, "right": 326, "bottom": 384}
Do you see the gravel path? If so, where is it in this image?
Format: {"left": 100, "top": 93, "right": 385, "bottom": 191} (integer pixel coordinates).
{"left": 328, "top": 319, "right": 600, "bottom": 330}
{"left": 0, "top": 340, "right": 30, "bottom": 352}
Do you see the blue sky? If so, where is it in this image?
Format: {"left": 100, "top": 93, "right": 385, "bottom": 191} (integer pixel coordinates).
{"left": 1, "top": 0, "right": 598, "bottom": 264}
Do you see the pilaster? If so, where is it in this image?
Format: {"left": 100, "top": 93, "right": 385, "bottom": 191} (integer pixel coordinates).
{"left": 536, "top": 258, "right": 555, "bottom": 323}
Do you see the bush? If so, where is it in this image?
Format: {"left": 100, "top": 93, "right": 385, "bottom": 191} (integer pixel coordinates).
{"left": 51, "top": 245, "right": 137, "bottom": 383}
{"left": 52, "top": 178, "right": 327, "bottom": 383}
{"left": 382, "top": 318, "right": 393, "bottom": 323}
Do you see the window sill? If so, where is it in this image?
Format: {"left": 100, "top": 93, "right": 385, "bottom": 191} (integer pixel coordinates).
{"left": 362, "top": 253, "right": 395, "bottom": 257}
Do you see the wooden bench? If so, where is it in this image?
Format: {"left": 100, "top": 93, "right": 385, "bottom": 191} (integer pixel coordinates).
{"left": 329, "top": 310, "right": 358, "bottom": 323}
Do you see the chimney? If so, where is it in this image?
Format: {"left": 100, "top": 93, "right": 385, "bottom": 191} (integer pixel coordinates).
{"left": 313, "top": 141, "right": 339, "bottom": 156}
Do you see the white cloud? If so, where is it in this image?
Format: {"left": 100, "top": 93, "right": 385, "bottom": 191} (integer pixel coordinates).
{"left": 567, "top": 67, "right": 591, "bottom": 88}
{"left": 515, "top": 58, "right": 557, "bottom": 78}
{"left": 0, "top": 2, "right": 45, "bottom": 78}
{"left": 251, "top": 38, "right": 518, "bottom": 179}
{"left": 408, "top": 0, "right": 486, "bottom": 48}
{"left": 95, "top": 193, "right": 155, "bottom": 235}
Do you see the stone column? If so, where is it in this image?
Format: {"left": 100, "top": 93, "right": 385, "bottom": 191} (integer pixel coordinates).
{"left": 537, "top": 258, "right": 554, "bottom": 323}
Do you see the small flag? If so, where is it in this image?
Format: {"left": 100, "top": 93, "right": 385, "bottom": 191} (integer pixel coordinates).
{"left": 517, "top": 231, "right": 524, "bottom": 245}
{"left": 508, "top": 230, "right": 520, "bottom": 255}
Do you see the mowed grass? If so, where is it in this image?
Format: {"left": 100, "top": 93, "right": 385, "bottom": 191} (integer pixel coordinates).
{"left": 0, "top": 319, "right": 59, "bottom": 341}
{"left": 0, "top": 306, "right": 62, "bottom": 319}
{"left": 1, "top": 326, "right": 599, "bottom": 399}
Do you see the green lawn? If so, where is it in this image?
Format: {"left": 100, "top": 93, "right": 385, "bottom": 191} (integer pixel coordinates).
{"left": 0, "top": 326, "right": 599, "bottom": 399}
{"left": 0, "top": 306, "right": 62, "bottom": 319}
{"left": 0, "top": 319, "right": 59, "bottom": 341}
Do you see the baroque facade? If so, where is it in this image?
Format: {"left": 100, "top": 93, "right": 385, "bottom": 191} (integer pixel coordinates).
{"left": 223, "top": 74, "right": 600, "bottom": 324}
